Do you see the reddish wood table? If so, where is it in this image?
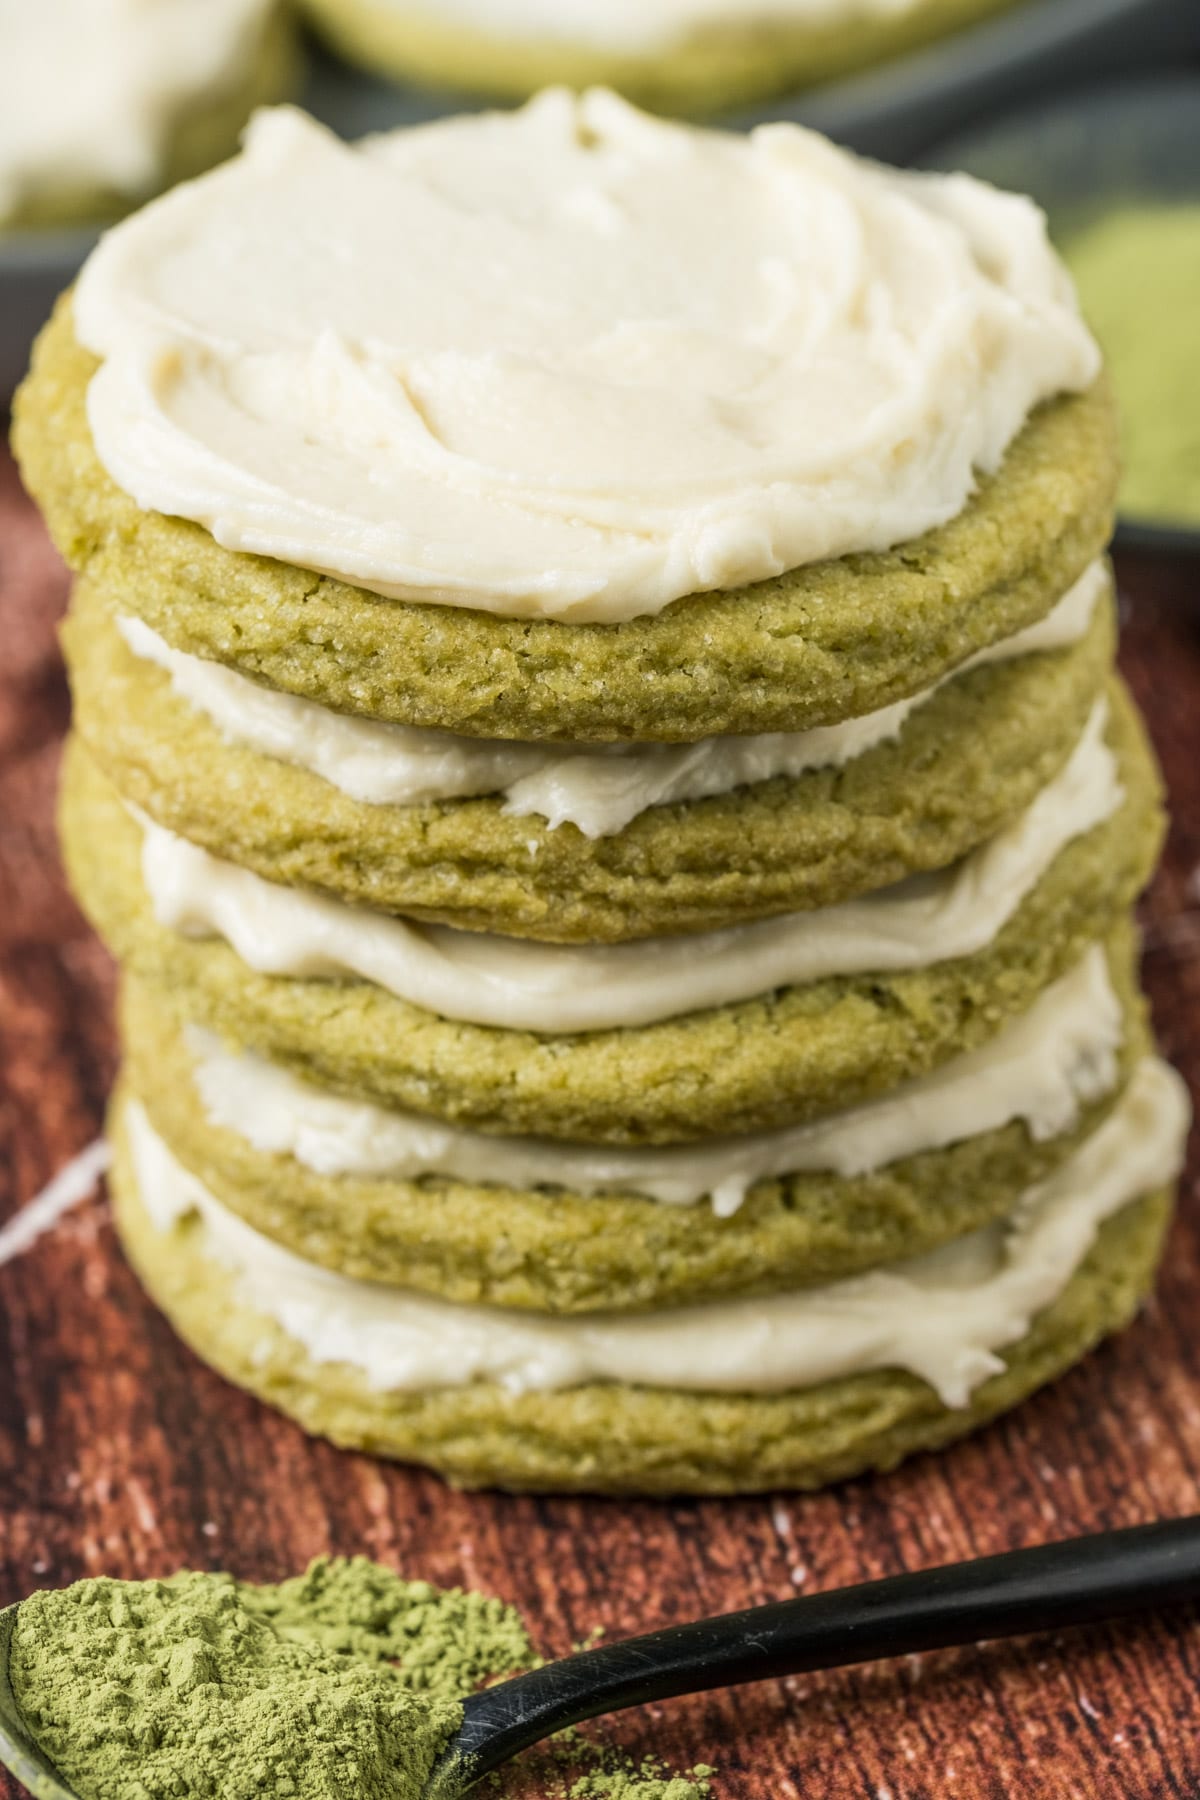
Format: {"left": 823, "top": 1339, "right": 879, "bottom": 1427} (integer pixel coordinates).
{"left": 1, "top": 437, "right": 1198, "bottom": 1800}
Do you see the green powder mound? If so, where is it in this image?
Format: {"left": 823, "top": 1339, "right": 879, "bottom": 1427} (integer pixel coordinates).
{"left": 1064, "top": 206, "right": 1200, "bottom": 528}
{"left": 12, "top": 1560, "right": 711, "bottom": 1800}
{"left": 236, "top": 1557, "right": 532, "bottom": 1699}
{"left": 10, "top": 1566, "right": 464, "bottom": 1800}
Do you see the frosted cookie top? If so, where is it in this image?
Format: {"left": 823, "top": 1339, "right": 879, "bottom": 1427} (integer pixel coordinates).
{"left": 396, "top": 0, "right": 967, "bottom": 54}
{"left": 75, "top": 92, "right": 1100, "bottom": 623}
{"left": 0, "top": 0, "right": 276, "bottom": 227}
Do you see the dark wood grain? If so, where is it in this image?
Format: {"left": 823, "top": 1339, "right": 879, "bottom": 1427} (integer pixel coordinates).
{"left": 1, "top": 434, "right": 1198, "bottom": 1799}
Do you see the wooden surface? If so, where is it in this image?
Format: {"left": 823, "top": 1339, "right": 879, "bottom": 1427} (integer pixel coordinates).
{"left": 1, "top": 433, "right": 1198, "bottom": 1800}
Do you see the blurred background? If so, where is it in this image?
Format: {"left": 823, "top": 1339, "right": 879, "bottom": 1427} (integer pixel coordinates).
{"left": 2, "top": 0, "right": 1199, "bottom": 541}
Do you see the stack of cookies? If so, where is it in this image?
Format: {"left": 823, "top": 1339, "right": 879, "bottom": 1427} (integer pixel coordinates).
{"left": 17, "top": 94, "right": 1189, "bottom": 1495}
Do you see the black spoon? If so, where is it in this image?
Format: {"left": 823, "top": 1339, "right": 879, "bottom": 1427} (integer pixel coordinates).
{"left": 3, "top": 1515, "right": 1200, "bottom": 1799}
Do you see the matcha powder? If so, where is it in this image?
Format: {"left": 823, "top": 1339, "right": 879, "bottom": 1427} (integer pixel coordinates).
{"left": 9, "top": 1561, "right": 510, "bottom": 1800}
{"left": 10, "top": 1561, "right": 714, "bottom": 1800}
{"left": 1064, "top": 204, "right": 1200, "bottom": 528}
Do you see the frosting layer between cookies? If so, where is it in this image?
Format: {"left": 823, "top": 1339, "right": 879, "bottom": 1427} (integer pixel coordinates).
{"left": 186, "top": 947, "right": 1122, "bottom": 1214}
{"left": 117, "top": 559, "right": 1104, "bottom": 837}
{"left": 123, "top": 1057, "right": 1190, "bottom": 1404}
{"left": 136, "top": 701, "right": 1121, "bottom": 1032}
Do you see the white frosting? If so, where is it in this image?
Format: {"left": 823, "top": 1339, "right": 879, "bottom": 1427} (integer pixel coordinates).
{"left": 126, "top": 1058, "right": 1191, "bottom": 1404}
{"left": 74, "top": 97, "right": 1099, "bottom": 622}
{"left": 399, "top": 0, "right": 943, "bottom": 54}
{"left": 139, "top": 700, "right": 1121, "bottom": 1034}
{"left": 117, "top": 560, "right": 1105, "bottom": 839}
{"left": 189, "top": 948, "right": 1122, "bottom": 1217}
{"left": 0, "top": 0, "right": 273, "bottom": 228}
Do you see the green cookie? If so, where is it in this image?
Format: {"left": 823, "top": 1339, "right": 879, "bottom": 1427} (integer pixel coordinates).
{"left": 120, "top": 932, "right": 1148, "bottom": 1314}
{"left": 58, "top": 683, "right": 1164, "bottom": 1146}
{"left": 109, "top": 1100, "right": 1173, "bottom": 1496}
{"left": 300, "top": 0, "right": 1024, "bottom": 117}
{"left": 16, "top": 302, "right": 1117, "bottom": 742}
{"left": 3, "top": 9, "right": 299, "bottom": 232}
{"left": 64, "top": 572, "right": 1115, "bottom": 944}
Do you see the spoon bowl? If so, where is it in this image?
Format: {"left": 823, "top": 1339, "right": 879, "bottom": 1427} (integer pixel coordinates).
{"left": 0, "top": 1606, "right": 78, "bottom": 1800}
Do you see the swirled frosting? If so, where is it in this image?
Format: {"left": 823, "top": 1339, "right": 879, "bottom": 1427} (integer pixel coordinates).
{"left": 0, "top": 0, "right": 274, "bottom": 227}
{"left": 75, "top": 94, "right": 1099, "bottom": 621}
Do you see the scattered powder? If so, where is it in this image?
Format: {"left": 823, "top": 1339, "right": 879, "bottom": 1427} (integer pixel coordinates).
{"left": 495, "top": 1737, "right": 714, "bottom": 1800}
{"left": 571, "top": 1763, "right": 717, "bottom": 1800}
{"left": 11, "top": 1559, "right": 717, "bottom": 1800}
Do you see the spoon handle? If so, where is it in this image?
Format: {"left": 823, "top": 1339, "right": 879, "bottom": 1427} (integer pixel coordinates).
{"left": 447, "top": 1514, "right": 1200, "bottom": 1788}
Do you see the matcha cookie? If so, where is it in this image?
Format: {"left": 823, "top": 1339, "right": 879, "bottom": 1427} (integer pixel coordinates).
{"left": 58, "top": 684, "right": 1164, "bottom": 1146}
{"left": 120, "top": 936, "right": 1148, "bottom": 1314}
{"left": 3, "top": 8, "right": 298, "bottom": 233}
{"left": 15, "top": 303, "right": 1118, "bottom": 743}
{"left": 300, "top": 0, "right": 1022, "bottom": 117}
{"left": 109, "top": 1104, "right": 1173, "bottom": 1496}
{"left": 63, "top": 573, "right": 1115, "bottom": 943}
